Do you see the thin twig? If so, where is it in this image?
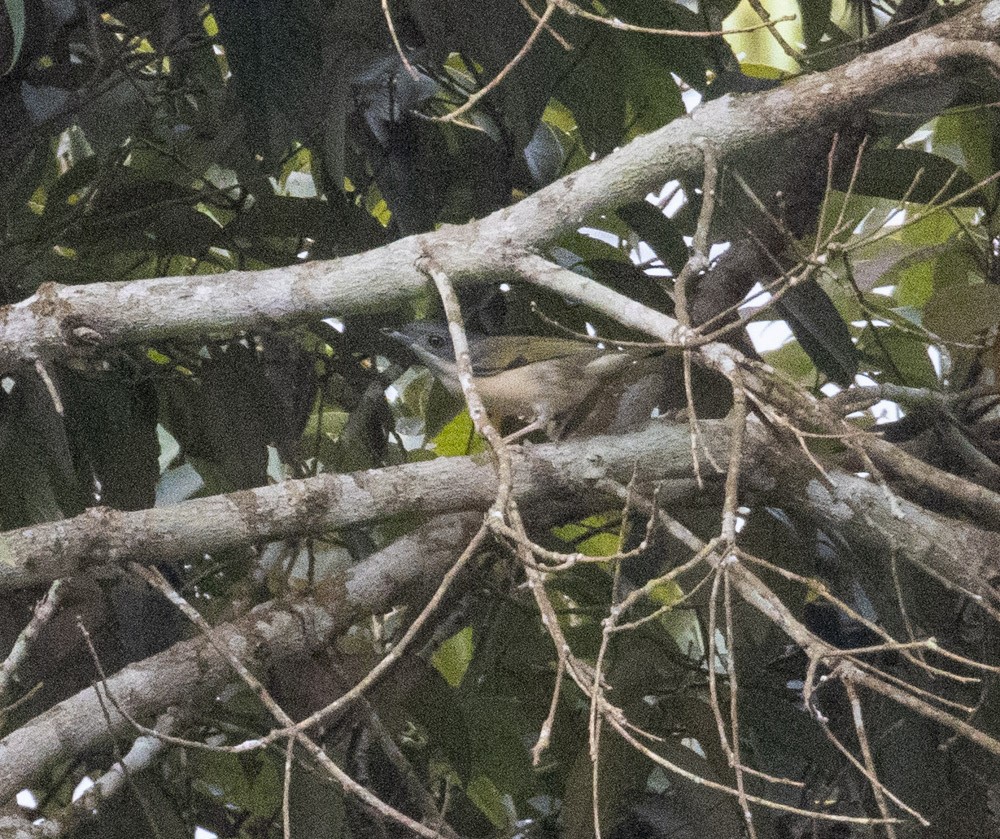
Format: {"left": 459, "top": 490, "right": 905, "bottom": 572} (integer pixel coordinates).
{"left": 435, "top": 2, "right": 557, "bottom": 124}
{"left": 381, "top": 0, "right": 420, "bottom": 79}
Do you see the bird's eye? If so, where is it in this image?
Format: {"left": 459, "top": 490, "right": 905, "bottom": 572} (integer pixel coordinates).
{"left": 428, "top": 334, "right": 445, "bottom": 349}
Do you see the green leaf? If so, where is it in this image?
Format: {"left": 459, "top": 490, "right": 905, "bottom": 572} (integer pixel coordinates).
{"left": 552, "top": 512, "right": 621, "bottom": 546}
{"left": 466, "top": 775, "right": 514, "bottom": 829}
{"left": 617, "top": 201, "right": 688, "bottom": 273}
{"left": 858, "top": 329, "right": 938, "bottom": 388}
{"left": 463, "top": 694, "right": 536, "bottom": 797}
{"left": 1, "top": 0, "right": 26, "bottom": 74}
{"left": 561, "top": 729, "right": 653, "bottom": 838}
{"left": 880, "top": 247, "right": 935, "bottom": 306}
{"left": 432, "top": 410, "right": 485, "bottom": 456}
{"left": 556, "top": 34, "right": 627, "bottom": 154}
{"left": 287, "top": 762, "right": 346, "bottom": 839}
{"left": 925, "top": 284, "right": 1000, "bottom": 341}
{"left": 43, "top": 155, "right": 101, "bottom": 217}
{"left": 432, "top": 626, "right": 475, "bottom": 688}
{"left": 933, "top": 108, "right": 1000, "bottom": 186}
{"left": 738, "top": 62, "right": 787, "bottom": 80}
{"left": 0, "top": 375, "right": 86, "bottom": 527}
{"left": 931, "top": 244, "right": 982, "bottom": 292}
{"left": 60, "top": 372, "right": 160, "bottom": 511}
{"left": 602, "top": 0, "right": 711, "bottom": 86}
{"left": 834, "top": 149, "right": 977, "bottom": 205}
{"left": 896, "top": 207, "right": 961, "bottom": 246}
{"left": 799, "top": 0, "right": 833, "bottom": 46}
{"left": 577, "top": 531, "right": 622, "bottom": 557}
{"left": 586, "top": 258, "right": 676, "bottom": 322}
{"left": 192, "top": 751, "right": 283, "bottom": 817}
{"left": 542, "top": 99, "right": 577, "bottom": 134}
{"left": 619, "top": 38, "right": 685, "bottom": 139}
{"left": 775, "top": 280, "right": 859, "bottom": 385}
{"left": 648, "top": 578, "right": 684, "bottom": 606}
{"left": 556, "top": 19, "right": 687, "bottom": 154}
{"left": 762, "top": 339, "right": 818, "bottom": 387}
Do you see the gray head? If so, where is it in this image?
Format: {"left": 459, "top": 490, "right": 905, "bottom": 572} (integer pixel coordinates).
{"left": 383, "top": 322, "right": 493, "bottom": 375}
{"left": 385, "top": 321, "right": 455, "bottom": 359}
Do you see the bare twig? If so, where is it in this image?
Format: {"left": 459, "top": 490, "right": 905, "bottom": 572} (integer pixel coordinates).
{"left": 0, "top": 579, "right": 65, "bottom": 706}
{"left": 435, "top": 2, "right": 557, "bottom": 124}
{"left": 381, "top": 0, "right": 420, "bottom": 79}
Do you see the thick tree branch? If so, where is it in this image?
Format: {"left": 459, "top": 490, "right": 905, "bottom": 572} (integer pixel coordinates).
{"left": 1, "top": 422, "right": 996, "bottom": 606}
{"left": 0, "top": 423, "right": 703, "bottom": 589}
{"left": 1, "top": 0, "right": 998, "bottom": 371}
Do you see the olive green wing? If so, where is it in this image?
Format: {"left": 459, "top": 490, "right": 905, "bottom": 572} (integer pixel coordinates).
{"left": 475, "top": 336, "right": 602, "bottom": 375}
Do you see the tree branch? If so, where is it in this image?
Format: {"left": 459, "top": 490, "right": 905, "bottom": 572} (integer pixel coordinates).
{"left": 1, "top": 422, "right": 996, "bottom": 606}
{"left": 1, "top": 0, "right": 998, "bottom": 370}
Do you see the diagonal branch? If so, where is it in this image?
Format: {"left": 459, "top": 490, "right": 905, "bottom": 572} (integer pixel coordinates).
{"left": 1, "top": 0, "right": 999, "bottom": 371}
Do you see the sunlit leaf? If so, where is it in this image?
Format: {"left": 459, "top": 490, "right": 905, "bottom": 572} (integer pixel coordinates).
{"left": 433, "top": 626, "right": 474, "bottom": 688}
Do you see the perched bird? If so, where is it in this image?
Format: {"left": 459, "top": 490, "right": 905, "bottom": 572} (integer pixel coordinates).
{"left": 383, "top": 321, "right": 662, "bottom": 437}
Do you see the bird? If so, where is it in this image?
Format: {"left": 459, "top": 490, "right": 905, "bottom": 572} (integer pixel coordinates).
{"left": 383, "top": 320, "right": 662, "bottom": 438}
